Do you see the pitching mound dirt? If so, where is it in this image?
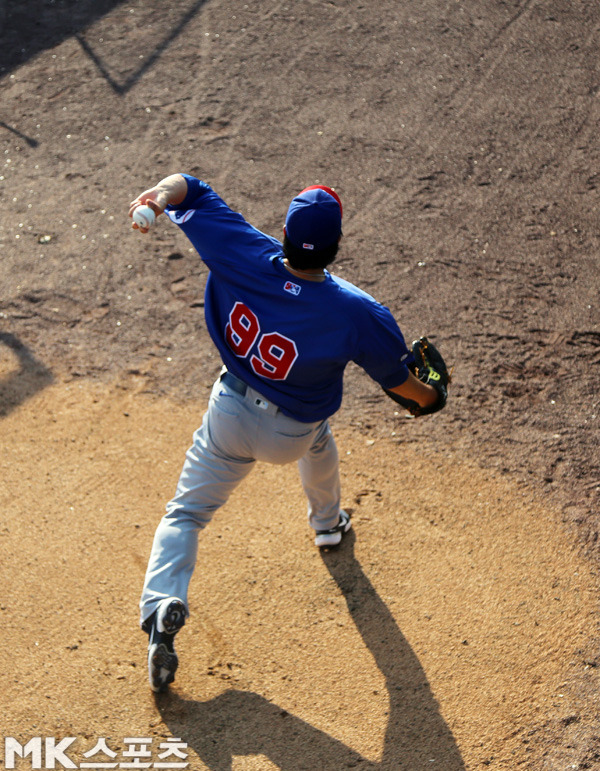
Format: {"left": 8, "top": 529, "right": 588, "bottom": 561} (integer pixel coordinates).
{"left": 1, "top": 380, "right": 598, "bottom": 769}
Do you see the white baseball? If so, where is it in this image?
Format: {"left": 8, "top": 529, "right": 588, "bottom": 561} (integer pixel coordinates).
{"left": 133, "top": 204, "right": 156, "bottom": 229}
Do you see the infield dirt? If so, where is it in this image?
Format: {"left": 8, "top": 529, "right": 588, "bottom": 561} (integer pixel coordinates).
{"left": 1, "top": 1, "right": 600, "bottom": 769}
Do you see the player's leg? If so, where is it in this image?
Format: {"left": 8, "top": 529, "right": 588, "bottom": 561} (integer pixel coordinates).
{"left": 297, "top": 421, "right": 350, "bottom": 546}
{"left": 140, "top": 383, "right": 257, "bottom": 690}
{"left": 221, "top": 391, "right": 347, "bottom": 547}
{"left": 139, "top": 426, "right": 255, "bottom": 624}
{"left": 141, "top": 437, "right": 253, "bottom": 693}
{"left": 140, "top": 382, "right": 257, "bottom": 624}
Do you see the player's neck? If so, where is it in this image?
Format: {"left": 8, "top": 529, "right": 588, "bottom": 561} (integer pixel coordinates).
{"left": 283, "top": 259, "right": 326, "bottom": 282}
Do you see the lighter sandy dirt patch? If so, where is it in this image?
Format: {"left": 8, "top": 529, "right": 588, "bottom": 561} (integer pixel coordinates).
{"left": 1, "top": 380, "right": 598, "bottom": 770}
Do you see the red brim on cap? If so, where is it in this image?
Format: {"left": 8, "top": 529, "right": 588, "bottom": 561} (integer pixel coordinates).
{"left": 298, "top": 185, "right": 343, "bottom": 217}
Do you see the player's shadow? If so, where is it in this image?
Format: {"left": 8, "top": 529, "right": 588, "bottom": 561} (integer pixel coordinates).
{"left": 0, "top": 332, "right": 54, "bottom": 417}
{"left": 157, "top": 528, "right": 466, "bottom": 770}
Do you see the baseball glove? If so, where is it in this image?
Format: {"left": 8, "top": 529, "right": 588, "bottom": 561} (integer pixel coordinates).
{"left": 384, "top": 336, "right": 451, "bottom": 417}
{"left": 410, "top": 336, "right": 450, "bottom": 415}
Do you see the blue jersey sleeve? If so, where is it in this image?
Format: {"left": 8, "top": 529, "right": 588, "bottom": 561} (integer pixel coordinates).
{"left": 166, "top": 175, "right": 281, "bottom": 273}
{"left": 351, "top": 298, "right": 413, "bottom": 389}
{"left": 172, "top": 174, "right": 213, "bottom": 207}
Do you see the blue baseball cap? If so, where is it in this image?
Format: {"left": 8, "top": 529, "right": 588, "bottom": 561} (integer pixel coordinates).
{"left": 285, "top": 185, "right": 343, "bottom": 251}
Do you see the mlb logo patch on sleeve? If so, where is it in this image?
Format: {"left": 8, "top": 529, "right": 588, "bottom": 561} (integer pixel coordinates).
{"left": 167, "top": 209, "right": 194, "bottom": 224}
{"left": 284, "top": 280, "right": 302, "bottom": 296}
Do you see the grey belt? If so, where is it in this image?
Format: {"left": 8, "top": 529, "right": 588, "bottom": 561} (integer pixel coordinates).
{"left": 220, "top": 370, "right": 248, "bottom": 396}
{"left": 219, "top": 370, "right": 284, "bottom": 415}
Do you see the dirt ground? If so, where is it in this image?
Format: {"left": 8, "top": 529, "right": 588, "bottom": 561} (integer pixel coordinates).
{"left": 1, "top": 1, "right": 600, "bottom": 769}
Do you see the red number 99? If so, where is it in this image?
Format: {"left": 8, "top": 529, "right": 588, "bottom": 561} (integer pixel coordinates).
{"left": 225, "top": 302, "right": 298, "bottom": 381}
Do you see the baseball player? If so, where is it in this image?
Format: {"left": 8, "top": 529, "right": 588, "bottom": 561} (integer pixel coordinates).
{"left": 129, "top": 174, "right": 450, "bottom": 692}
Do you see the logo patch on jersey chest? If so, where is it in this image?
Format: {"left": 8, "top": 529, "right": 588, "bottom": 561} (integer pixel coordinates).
{"left": 284, "top": 280, "right": 301, "bottom": 296}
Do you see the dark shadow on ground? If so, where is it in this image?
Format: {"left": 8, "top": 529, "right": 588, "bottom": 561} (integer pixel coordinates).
{"left": 320, "top": 528, "right": 464, "bottom": 769}
{"left": 0, "top": 332, "right": 54, "bottom": 417}
{"left": 157, "top": 528, "right": 465, "bottom": 770}
{"left": 0, "top": 0, "right": 127, "bottom": 75}
{"left": 74, "top": 0, "right": 207, "bottom": 95}
{"left": 0, "top": 120, "right": 38, "bottom": 147}
{"left": 0, "top": 0, "right": 206, "bottom": 94}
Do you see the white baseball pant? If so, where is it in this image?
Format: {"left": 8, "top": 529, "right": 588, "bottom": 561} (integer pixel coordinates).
{"left": 139, "top": 371, "right": 341, "bottom": 625}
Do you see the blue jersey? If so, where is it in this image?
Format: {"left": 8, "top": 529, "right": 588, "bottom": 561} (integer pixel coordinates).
{"left": 166, "top": 175, "right": 413, "bottom": 422}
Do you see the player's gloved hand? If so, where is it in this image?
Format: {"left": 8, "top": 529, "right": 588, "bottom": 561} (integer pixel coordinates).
{"left": 410, "top": 336, "right": 450, "bottom": 415}
{"left": 382, "top": 337, "right": 450, "bottom": 417}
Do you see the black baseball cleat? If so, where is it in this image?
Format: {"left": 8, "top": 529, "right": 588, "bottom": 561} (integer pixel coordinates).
{"left": 315, "top": 510, "right": 352, "bottom": 548}
{"left": 143, "top": 598, "right": 187, "bottom": 693}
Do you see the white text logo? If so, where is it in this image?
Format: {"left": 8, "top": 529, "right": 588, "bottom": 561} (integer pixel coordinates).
{"left": 4, "top": 737, "right": 189, "bottom": 769}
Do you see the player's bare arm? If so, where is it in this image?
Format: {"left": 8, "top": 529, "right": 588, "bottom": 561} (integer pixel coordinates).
{"left": 388, "top": 371, "right": 438, "bottom": 410}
